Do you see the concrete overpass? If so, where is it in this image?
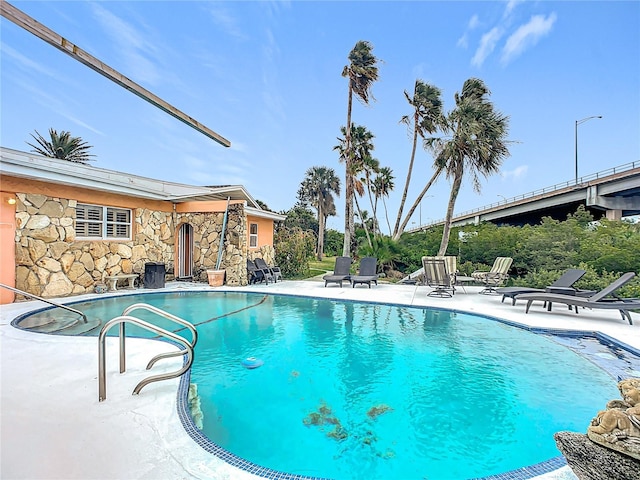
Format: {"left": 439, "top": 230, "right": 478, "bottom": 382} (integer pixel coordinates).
{"left": 409, "top": 161, "right": 640, "bottom": 231}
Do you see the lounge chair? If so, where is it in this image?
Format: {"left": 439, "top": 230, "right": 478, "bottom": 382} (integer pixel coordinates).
{"left": 518, "top": 272, "right": 639, "bottom": 325}
{"left": 247, "top": 259, "right": 273, "bottom": 285}
{"left": 254, "top": 257, "right": 282, "bottom": 282}
{"left": 496, "top": 269, "right": 589, "bottom": 305}
{"left": 351, "top": 257, "right": 378, "bottom": 288}
{"left": 422, "top": 258, "right": 454, "bottom": 297}
{"left": 471, "top": 257, "right": 513, "bottom": 294}
{"left": 323, "top": 256, "right": 352, "bottom": 287}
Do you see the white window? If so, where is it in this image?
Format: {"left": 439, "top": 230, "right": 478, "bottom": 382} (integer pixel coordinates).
{"left": 76, "top": 204, "right": 132, "bottom": 240}
{"left": 249, "top": 223, "right": 258, "bottom": 248}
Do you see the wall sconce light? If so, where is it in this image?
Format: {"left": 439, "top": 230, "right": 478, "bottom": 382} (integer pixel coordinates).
{"left": 6, "top": 198, "right": 16, "bottom": 205}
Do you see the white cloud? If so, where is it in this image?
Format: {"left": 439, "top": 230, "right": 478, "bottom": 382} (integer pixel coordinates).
{"left": 1, "top": 43, "right": 56, "bottom": 77}
{"left": 207, "top": 4, "right": 248, "bottom": 40}
{"left": 471, "top": 27, "right": 503, "bottom": 67}
{"left": 457, "top": 14, "right": 480, "bottom": 48}
{"left": 501, "top": 165, "right": 528, "bottom": 180}
{"left": 501, "top": 13, "right": 557, "bottom": 65}
{"left": 91, "top": 3, "right": 163, "bottom": 86}
{"left": 503, "top": 0, "right": 524, "bottom": 19}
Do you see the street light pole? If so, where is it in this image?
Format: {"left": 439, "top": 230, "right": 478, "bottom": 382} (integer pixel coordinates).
{"left": 575, "top": 115, "right": 602, "bottom": 184}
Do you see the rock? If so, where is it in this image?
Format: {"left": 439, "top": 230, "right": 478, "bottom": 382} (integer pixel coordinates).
{"left": 15, "top": 244, "right": 33, "bottom": 267}
{"left": 79, "top": 252, "right": 94, "bottom": 271}
{"left": 25, "top": 193, "right": 47, "bottom": 208}
{"left": 89, "top": 242, "right": 109, "bottom": 259}
{"left": 60, "top": 253, "right": 76, "bottom": 273}
{"left": 554, "top": 431, "right": 640, "bottom": 480}
{"left": 30, "top": 225, "right": 59, "bottom": 242}
{"left": 27, "top": 238, "right": 47, "bottom": 262}
{"left": 36, "top": 257, "right": 62, "bottom": 273}
{"left": 25, "top": 214, "right": 51, "bottom": 230}
{"left": 48, "top": 241, "right": 69, "bottom": 260}
{"left": 38, "top": 201, "right": 64, "bottom": 218}
{"left": 42, "top": 272, "right": 73, "bottom": 298}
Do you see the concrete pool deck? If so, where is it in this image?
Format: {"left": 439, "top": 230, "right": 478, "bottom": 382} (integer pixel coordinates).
{"left": 1, "top": 279, "right": 639, "bottom": 480}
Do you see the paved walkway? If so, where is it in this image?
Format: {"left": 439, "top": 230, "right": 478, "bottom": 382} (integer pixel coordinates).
{"left": 1, "top": 280, "right": 638, "bottom": 480}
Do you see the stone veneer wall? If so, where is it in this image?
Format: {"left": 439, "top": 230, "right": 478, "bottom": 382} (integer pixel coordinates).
{"left": 13, "top": 193, "right": 251, "bottom": 298}
{"left": 176, "top": 203, "right": 248, "bottom": 286}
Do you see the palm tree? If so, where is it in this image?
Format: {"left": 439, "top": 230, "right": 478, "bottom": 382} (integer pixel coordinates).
{"left": 426, "top": 78, "right": 511, "bottom": 255}
{"left": 335, "top": 124, "right": 376, "bottom": 248}
{"left": 372, "top": 166, "right": 395, "bottom": 236}
{"left": 341, "top": 40, "right": 379, "bottom": 257}
{"left": 27, "top": 128, "right": 95, "bottom": 164}
{"left": 299, "top": 166, "right": 341, "bottom": 260}
{"left": 393, "top": 80, "right": 443, "bottom": 239}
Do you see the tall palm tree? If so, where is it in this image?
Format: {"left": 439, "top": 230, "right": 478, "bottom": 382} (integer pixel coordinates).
{"left": 393, "top": 80, "right": 443, "bottom": 239}
{"left": 359, "top": 154, "right": 380, "bottom": 234}
{"left": 27, "top": 128, "right": 95, "bottom": 164}
{"left": 341, "top": 40, "right": 379, "bottom": 257}
{"left": 299, "top": 166, "right": 341, "bottom": 260}
{"left": 335, "top": 124, "right": 376, "bottom": 248}
{"left": 426, "top": 78, "right": 511, "bottom": 255}
{"left": 372, "top": 166, "right": 395, "bottom": 236}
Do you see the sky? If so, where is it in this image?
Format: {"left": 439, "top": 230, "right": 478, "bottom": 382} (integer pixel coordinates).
{"left": 1, "top": 1, "right": 639, "bottom": 233}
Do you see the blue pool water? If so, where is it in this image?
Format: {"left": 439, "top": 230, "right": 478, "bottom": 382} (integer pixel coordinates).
{"left": 16, "top": 291, "right": 621, "bottom": 479}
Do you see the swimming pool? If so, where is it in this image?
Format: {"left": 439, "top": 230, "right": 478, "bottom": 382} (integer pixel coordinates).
{"left": 13, "top": 291, "right": 633, "bottom": 479}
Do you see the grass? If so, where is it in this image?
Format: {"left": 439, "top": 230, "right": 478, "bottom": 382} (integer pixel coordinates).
{"left": 308, "top": 256, "right": 339, "bottom": 273}
{"left": 285, "top": 256, "right": 340, "bottom": 281}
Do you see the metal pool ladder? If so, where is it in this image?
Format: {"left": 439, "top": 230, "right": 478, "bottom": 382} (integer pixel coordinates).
{"left": 98, "top": 303, "right": 198, "bottom": 402}
{"left": 0, "top": 283, "right": 88, "bottom": 323}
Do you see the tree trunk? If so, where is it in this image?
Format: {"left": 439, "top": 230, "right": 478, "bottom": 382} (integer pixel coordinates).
{"left": 343, "top": 87, "right": 354, "bottom": 257}
{"left": 438, "top": 168, "right": 463, "bottom": 255}
{"left": 393, "top": 114, "right": 419, "bottom": 238}
{"left": 382, "top": 196, "right": 392, "bottom": 236}
{"left": 392, "top": 166, "right": 443, "bottom": 241}
{"left": 317, "top": 202, "right": 325, "bottom": 261}
{"left": 354, "top": 195, "right": 372, "bottom": 248}
{"left": 366, "top": 178, "right": 377, "bottom": 237}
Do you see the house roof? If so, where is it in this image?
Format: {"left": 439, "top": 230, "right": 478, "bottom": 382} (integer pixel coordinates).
{"left": 0, "top": 146, "right": 286, "bottom": 221}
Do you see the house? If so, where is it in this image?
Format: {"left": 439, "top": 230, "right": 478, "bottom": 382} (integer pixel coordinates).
{"left": 0, "top": 147, "right": 285, "bottom": 304}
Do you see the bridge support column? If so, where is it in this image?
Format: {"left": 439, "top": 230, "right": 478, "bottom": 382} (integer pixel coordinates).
{"left": 605, "top": 209, "right": 622, "bottom": 221}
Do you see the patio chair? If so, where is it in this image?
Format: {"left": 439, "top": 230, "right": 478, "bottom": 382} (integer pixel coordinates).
{"left": 351, "top": 257, "right": 379, "bottom": 288}
{"left": 518, "top": 272, "right": 639, "bottom": 325}
{"left": 422, "top": 258, "right": 454, "bottom": 297}
{"left": 254, "top": 257, "right": 282, "bottom": 282}
{"left": 323, "top": 256, "right": 352, "bottom": 287}
{"left": 247, "top": 259, "right": 273, "bottom": 285}
{"left": 496, "top": 268, "right": 589, "bottom": 305}
{"left": 422, "top": 256, "right": 458, "bottom": 288}
{"left": 471, "top": 257, "right": 513, "bottom": 294}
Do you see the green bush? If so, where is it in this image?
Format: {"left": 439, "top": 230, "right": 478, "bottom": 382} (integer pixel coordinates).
{"left": 394, "top": 207, "right": 639, "bottom": 294}
{"left": 274, "top": 227, "right": 315, "bottom": 278}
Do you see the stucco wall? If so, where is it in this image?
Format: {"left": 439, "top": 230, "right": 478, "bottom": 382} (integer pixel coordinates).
{"left": 13, "top": 193, "right": 252, "bottom": 298}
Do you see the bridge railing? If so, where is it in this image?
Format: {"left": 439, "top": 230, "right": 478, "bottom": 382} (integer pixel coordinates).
{"left": 412, "top": 160, "right": 639, "bottom": 230}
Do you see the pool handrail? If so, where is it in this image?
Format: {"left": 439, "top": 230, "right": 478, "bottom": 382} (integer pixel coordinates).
{"left": 0, "top": 283, "right": 88, "bottom": 324}
{"left": 98, "top": 315, "right": 194, "bottom": 402}
{"left": 121, "top": 303, "right": 198, "bottom": 369}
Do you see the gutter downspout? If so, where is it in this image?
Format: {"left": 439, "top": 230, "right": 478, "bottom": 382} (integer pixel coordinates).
{"left": 216, "top": 197, "right": 230, "bottom": 270}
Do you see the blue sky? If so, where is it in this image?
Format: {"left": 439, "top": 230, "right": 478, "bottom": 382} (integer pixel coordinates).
{"left": 2, "top": 1, "right": 639, "bottom": 232}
